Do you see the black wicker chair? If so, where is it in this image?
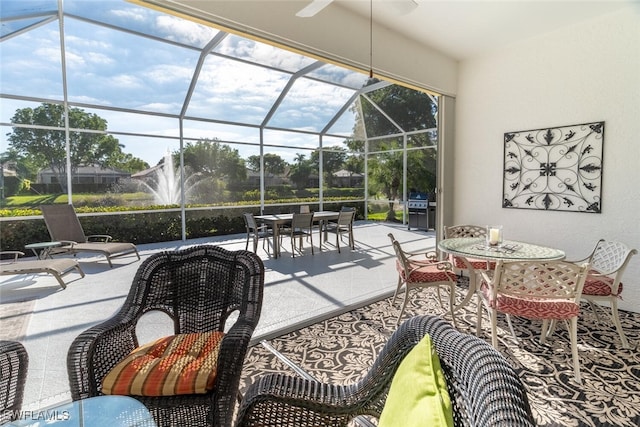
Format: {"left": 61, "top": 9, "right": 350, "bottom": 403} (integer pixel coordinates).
{"left": 67, "top": 245, "right": 264, "bottom": 427}
{"left": 237, "top": 315, "right": 535, "bottom": 427}
{"left": 0, "top": 340, "right": 29, "bottom": 424}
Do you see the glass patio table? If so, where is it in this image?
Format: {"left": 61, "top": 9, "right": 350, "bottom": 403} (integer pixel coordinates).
{"left": 24, "top": 241, "right": 62, "bottom": 260}
{"left": 3, "top": 395, "right": 156, "bottom": 427}
{"left": 438, "top": 237, "right": 565, "bottom": 310}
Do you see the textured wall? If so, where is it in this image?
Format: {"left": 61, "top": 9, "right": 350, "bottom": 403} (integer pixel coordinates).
{"left": 455, "top": 7, "right": 640, "bottom": 312}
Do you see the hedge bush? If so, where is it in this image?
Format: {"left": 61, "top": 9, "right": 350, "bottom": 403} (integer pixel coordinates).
{"left": 0, "top": 208, "right": 246, "bottom": 253}
{"left": 0, "top": 202, "right": 364, "bottom": 255}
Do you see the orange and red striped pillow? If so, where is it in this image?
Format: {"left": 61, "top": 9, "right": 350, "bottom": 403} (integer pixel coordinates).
{"left": 102, "top": 331, "right": 224, "bottom": 396}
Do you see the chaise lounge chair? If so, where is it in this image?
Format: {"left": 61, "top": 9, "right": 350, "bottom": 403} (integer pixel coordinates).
{"left": 40, "top": 204, "right": 140, "bottom": 268}
{"left": 0, "top": 251, "right": 84, "bottom": 289}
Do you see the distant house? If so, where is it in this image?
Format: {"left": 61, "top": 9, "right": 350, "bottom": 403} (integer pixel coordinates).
{"left": 333, "top": 169, "right": 363, "bottom": 188}
{"left": 1, "top": 161, "right": 18, "bottom": 179}
{"left": 37, "top": 165, "right": 130, "bottom": 184}
{"left": 246, "top": 169, "right": 288, "bottom": 187}
{"left": 130, "top": 164, "right": 162, "bottom": 183}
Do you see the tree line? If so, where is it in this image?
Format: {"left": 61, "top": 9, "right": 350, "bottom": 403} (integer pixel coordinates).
{"left": 2, "top": 85, "right": 438, "bottom": 220}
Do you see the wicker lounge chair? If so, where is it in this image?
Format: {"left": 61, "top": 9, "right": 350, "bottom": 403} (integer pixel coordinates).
{"left": 0, "top": 340, "right": 29, "bottom": 424}
{"left": 237, "top": 315, "right": 535, "bottom": 427}
{"left": 40, "top": 204, "right": 140, "bottom": 267}
{"left": 67, "top": 245, "right": 265, "bottom": 427}
{"left": 0, "top": 251, "right": 84, "bottom": 289}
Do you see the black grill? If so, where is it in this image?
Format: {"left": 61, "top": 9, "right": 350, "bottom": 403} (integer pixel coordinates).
{"left": 407, "top": 191, "right": 435, "bottom": 231}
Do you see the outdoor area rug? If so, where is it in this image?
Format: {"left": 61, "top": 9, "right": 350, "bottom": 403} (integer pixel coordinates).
{"left": 240, "top": 280, "right": 640, "bottom": 427}
{"left": 0, "top": 298, "right": 36, "bottom": 341}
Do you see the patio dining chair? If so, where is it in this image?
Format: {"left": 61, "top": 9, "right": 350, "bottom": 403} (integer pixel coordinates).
{"left": 323, "top": 209, "right": 355, "bottom": 253}
{"left": 66, "top": 245, "right": 265, "bottom": 427}
{"left": 388, "top": 233, "right": 457, "bottom": 326}
{"left": 40, "top": 204, "right": 140, "bottom": 268}
{"left": 278, "top": 206, "right": 311, "bottom": 247}
{"left": 0, "top": 340, "right": 29, "bottom": 424}
{"left": 237, "top": 315, "right": 535, "bottom": 427}
{"left": 286, "top": 212, "right": 314, "bottom": 257}
{"left": 569, "top": 239, "right": 638, "bottom": 348}
{"left": 443, "top": 224, "right": 496, "bottom": 274}
{"left": 477, "top": 260, "right": 590, "bottom": 383}
{"left": 243, "top": 213, "right": 272, "bottom": 254}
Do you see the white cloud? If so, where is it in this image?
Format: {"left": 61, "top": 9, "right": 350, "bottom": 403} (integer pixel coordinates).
{"left": 84, "top": 51, "right": 114, "bottom": 66}
{"left": 217, "top": 36, "right": 313, "bottom": 72}
{"left": 143, "top": 64, "right": 193, "bottom": 85}
{"left": 156, "top": 15, "right": 219, "bottom": 46}
{"left": 0, "top": 0, "right": 367, "bottom": 166}
{"left": 110, "top": 7, "right": 147, "bottom": 22}
{"left": 138, "top": 102, "right": 184, "bottom": 112}
{"left": 70, "top": 95, "right": 110, "bottom": 105}
{"left": 109, "top": 74, "right": 144, "bottom": 89}
{"left": 65, "top": 34, "right": 112, "bottom": 51}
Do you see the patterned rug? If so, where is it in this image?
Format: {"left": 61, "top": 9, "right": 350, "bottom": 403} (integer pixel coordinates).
{"left": 0, "top": 298, "right": 36, "bottom": 341}
{"left": 240, "top": 279, "right": 640, "bottom": 427}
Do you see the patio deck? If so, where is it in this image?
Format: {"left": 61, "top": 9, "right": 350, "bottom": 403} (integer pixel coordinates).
{"left": 0, "top": 220, "right": 433, "bottom": 411}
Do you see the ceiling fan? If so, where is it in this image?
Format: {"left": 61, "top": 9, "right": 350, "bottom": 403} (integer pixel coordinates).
{"left": 296, "top": 0, "right": 418, "bottom": 18}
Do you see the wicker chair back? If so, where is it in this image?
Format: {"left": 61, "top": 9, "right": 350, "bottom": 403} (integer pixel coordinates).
{"left": 0, "top": 341, "right": 29, "bottom": 424}
{"left": 237, "top": 315, "right": 535, "bottom": 427}
{"left": 67, "top": 245, "right": 265, "bottom": 427}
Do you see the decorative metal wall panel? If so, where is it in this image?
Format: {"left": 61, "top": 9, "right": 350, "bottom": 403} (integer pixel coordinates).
{"left": 503, "top": 121, "right": 604, "bottom": 213}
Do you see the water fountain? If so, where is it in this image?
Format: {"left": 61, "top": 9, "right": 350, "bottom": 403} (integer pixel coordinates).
{"left": 141, "top": 152, "right": 198, "bottom": 205}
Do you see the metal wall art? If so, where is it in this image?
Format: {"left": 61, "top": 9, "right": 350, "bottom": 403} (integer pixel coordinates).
{"left": 503, "top": 121, "right": 604, "bottom": 213}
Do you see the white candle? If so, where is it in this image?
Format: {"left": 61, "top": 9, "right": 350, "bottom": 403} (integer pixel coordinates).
{"left": 489, "top": 228, "right": 500, "bottom": 245}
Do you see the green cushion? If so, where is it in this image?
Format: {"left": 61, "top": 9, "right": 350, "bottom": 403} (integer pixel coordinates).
{"left": 378, "top": 334, "right": 454, "bottom": 427}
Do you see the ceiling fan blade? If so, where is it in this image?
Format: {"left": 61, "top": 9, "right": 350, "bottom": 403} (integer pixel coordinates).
{"left": 296, "top": 0, "right": 334, "bottom": 18}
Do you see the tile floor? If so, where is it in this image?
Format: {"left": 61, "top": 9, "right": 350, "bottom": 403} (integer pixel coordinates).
{"left": 0, "top": 220, "right": 436, "bottom": 410}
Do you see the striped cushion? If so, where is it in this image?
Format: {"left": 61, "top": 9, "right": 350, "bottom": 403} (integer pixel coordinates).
{"left": 480, "top": 284, "right": 579, "bottom": 320}
{"left": 102, "top": 331, "right": 224, "bottom": 396}
{"left": 453, "top": 256, "right": 495, "bottom": 271}
{"left": 583, "top": 274, "right": 622, "bottom": 297}
{"left": 396, "top": 260, "right": 456, "bottom": 283}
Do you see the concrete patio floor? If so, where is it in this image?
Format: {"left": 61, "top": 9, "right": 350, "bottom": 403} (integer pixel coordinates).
{"left": 0, "top": 220, "right": 436, "bottom": 411}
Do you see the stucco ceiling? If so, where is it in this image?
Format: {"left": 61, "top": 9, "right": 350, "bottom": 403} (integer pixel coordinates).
{"left": 142, "top": 0, "right": 634, "bottom": 61}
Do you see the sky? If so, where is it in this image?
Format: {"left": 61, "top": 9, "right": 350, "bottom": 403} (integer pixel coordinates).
{"left": 0, "top": 0, "right": 369, "bottom": 166}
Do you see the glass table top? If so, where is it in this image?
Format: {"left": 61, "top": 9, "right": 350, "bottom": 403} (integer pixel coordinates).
{"left": 4, "top": 396, "right": 156, "bottom": 427}
{"left": 438, "top": 237, "right": 565, "bottom": 261}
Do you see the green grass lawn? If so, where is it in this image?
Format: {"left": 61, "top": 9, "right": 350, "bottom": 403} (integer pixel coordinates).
{"left": 1, "top": 194, "right": 66, "bottom": 207}
{"left": 1, "top": 193, "right": 153, "bottom": 207}
{"left": 3, "top": 193, "right": 403, "bottom": 222}
{"left": 367, "top": 210, "right": 402, "bottom": 221}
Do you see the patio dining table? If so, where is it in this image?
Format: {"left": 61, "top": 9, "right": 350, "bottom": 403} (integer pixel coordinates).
{"left": 255, "top": 211, "right": 340, "bottom": 258}
{"left": 438, "top": 237, "right": 566, "bottom": 311}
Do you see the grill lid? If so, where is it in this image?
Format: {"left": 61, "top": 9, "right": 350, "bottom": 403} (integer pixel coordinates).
{"left": 408, "top": 191, "right": 429, "bottom": 201}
